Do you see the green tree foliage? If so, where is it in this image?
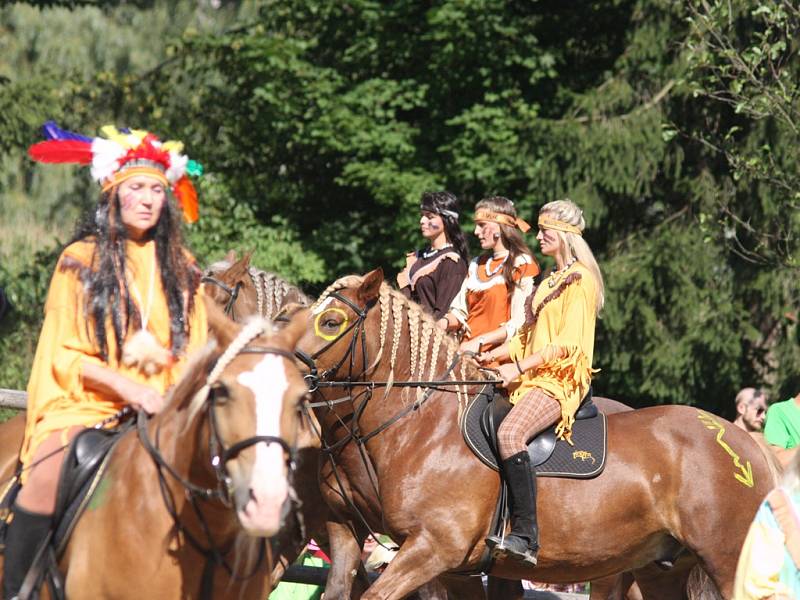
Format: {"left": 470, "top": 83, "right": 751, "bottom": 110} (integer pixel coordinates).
{"left": 1, "top": 0, "right": 797, "bottom": 415}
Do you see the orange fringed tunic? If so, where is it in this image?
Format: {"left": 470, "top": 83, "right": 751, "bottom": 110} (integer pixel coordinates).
{"left": 449, "top": 254, "right": 540, "bottom": 343}
{"left": 508, "top": 262, "right": 598, "bottom": 443}
{"left": 20, "top": 239, "right": 208, "bottom": 473}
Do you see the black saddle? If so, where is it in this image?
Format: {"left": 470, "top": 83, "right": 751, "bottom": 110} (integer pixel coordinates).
{"left": 461, "top": 386, "right": 607, "bottom": 478}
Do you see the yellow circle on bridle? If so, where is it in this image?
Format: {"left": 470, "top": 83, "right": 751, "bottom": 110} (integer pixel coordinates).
{"left": 314, "top": 307, "right": 350, "bottom": 341}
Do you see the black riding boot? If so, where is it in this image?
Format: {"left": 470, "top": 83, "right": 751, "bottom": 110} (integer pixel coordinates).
{"left": 2, "top": 504, "right": 52, "bottom": 600}
{"left": 486, "top": 451, "right": 539, "bottom": 565}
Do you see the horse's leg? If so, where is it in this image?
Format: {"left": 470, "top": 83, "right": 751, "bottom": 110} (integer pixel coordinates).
{"left": 324, "top": 519, "right": 368, "bottom": 599}
{"left": 631, "top": 559, "right": 694, "bottom": 600}
{"left": 589, "top": 573, "right": 639, "bottom": 600}
{"left": 360, "top": 534, "right": 459, "bottom": 600}
{"left": 486, "top": 576, "right": 523, "bottom": 600}
{"left": 437, "top": 574, "right": 488, "bottom": 600}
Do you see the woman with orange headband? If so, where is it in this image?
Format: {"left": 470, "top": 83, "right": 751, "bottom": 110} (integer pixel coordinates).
{"left": 482, "top": 199, "right": 605, "bottom": 566}
{"left": 438, "top": 196, "right": 539, "bottom": 360}
{"left": 2, "top": 123, "right": 207, "bottom": 598}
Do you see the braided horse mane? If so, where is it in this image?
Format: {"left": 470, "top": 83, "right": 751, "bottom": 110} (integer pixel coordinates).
{"left": 313, "top": 274, "right": 483, "bottom": 408}
{"left": 206, "top": 256, "right": 311, "bottom": 320}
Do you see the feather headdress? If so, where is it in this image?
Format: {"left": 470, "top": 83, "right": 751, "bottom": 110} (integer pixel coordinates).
{"left": 28, "top": 121, "right": 201, "bottom": 223}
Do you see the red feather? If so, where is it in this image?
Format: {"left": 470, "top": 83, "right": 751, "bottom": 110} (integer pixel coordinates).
{"left": 28, "top": 140, "right": 93, "bottom": 165}
{"left": 173, "top": 176, "right": 199, "bottom": 223}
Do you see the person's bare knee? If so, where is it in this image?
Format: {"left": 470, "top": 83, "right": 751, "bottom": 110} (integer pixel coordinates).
{"left": 17, "top": 427, "right": 82, "bottom": 514}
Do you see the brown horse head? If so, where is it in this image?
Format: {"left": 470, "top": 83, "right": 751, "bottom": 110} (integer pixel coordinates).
{"left": 296, "top": 268, "right": 477, "bottom": 404}
{"left": 170, "top": 298, "right": 312, "bottom": 538}
{"left": 203, "top": 251, "right": 311, "bottom": 322}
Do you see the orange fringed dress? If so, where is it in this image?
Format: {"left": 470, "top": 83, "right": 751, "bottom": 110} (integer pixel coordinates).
{"left": 20, "top": 239, "right": 208, "bottom": 473}
{"left": 508, "top": 262, "right": 598, "bottom": 443}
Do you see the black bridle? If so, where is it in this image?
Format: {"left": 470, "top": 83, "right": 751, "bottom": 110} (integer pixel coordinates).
{"left": 294, "top": 290, "right": 495, "bottom": 545}
{"left": 201, "top": 275, "right": 243, "bottom": 320}
{"left": 136, "top": 344, "right": 300, "bottom": 600}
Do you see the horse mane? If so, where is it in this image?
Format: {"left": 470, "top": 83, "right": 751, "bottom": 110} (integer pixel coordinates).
{"left": 313, "top": 275, "right": 482, "bottom": 405}
{"left": 184, "top": 316, "right": 274, "bottom": 424}
{"left": 206, "top": 259, "right": 311, "bottom": 319}
{"left": 165, "top": 339, "right": 219, "bottom": 416}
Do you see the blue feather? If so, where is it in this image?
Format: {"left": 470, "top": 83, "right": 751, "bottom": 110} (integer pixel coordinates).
{"left": 41, "top": 121, "right": 93, "bottom": 143}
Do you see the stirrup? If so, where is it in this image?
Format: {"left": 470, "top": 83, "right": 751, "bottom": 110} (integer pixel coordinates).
{"left": 486, "top": 534, "right": 538, "bottom": 566}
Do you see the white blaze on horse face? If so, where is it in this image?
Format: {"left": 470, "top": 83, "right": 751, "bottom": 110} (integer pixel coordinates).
{"left": 311, "top": 296, "right": 333, "bottom": 315}
{"left": 236, "top": 354, "right": 290, "bottom": 537}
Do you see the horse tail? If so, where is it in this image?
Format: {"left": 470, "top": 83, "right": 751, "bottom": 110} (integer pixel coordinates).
{"left": 686, "top": 565, "right": 723, "bottom": 600}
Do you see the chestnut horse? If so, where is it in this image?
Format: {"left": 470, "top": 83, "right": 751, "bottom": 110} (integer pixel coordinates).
{"left": 202, "top": 251, "right": 311, "bottom": 322}
{"left": 293, "top": 270, "right": 776, "bottom": 600}
{"left": 0, "top": 300, "right": 313, "bottom": 599}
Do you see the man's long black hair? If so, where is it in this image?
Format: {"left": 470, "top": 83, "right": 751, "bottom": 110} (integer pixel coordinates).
{"left": 69, "top": 187, "right": 201, "bottom": 362}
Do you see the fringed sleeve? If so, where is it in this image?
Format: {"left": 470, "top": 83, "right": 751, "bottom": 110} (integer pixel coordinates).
{"left": 447, "top": 275, "right": 470, "bottom": 335}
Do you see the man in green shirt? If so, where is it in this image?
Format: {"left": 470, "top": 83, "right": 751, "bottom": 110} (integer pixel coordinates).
{"left": 764, "top": 392, "right": 800, "bottom": 449}
{"left": 733, "top": 387, "right": 767, "bottom": 433}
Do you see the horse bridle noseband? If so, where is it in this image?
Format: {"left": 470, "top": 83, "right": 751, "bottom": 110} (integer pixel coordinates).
{"left": 201, "top": 275, "right": 243, "bottom": 320}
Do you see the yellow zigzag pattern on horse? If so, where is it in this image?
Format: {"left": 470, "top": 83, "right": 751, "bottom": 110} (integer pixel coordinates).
{"left": 697, "top": 411, "right": 754, "bottom": 488}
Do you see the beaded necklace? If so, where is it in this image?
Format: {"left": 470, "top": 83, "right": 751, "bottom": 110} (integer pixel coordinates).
{"left": 422, "top": 243, "right": 453, "bottom": 259}
{"left": 547, "top": 257, "right": 577, "bottom": 288}
{"left": 485, "top": 252, "right": 509, "bottom": 277}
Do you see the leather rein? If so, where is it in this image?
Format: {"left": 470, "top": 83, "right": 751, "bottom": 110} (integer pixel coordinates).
{"left": 136, "top": 344, "right": 298, "bottom": 600}
{"left": 294, "top": 290, "right": 495, "bottom": 543}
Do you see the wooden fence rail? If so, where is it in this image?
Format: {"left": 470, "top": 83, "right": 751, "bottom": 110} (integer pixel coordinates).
{"left": 0, "top": 388, "right": 26, "bottom": 410}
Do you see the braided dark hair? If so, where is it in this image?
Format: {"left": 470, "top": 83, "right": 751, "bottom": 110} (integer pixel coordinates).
{"left": 420, "top": 191, "right": 470, "bottom": 262}
{"left": 70, "top": 187, "right": 200, "bottom": 361}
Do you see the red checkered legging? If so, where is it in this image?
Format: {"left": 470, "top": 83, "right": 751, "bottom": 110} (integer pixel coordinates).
{"left": 497, "top": 388, "right": 562, "bottom": 460}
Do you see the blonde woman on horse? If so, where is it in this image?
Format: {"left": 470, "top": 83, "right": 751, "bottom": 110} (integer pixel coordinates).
{"left": 438, "top": 196, "right": 540, "bottom": 361}
{"left": 397, "top": 191, "right": 469, "bottom": 321}
{"left": 480, "top": 199, "right": 604, "bottom": 565}
{"left": 3, "top": 123, "right": 206, "bottom": 599}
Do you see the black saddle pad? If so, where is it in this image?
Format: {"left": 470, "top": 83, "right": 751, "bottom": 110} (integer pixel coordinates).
{"left": 461, "top": 389, "right": 607, "bottom": 479}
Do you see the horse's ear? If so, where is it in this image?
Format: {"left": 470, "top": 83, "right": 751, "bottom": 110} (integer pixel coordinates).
{"left": 224, "top": 249, "right": 237, "bottom": 263}
{"left": 204, "top": 295, "right": 240, "bottom": 348}
{"left": 273, "top": 308, "right": 310, "bottom": 349}
{"left": 357, "top": 268, "right": 384, "bottom": 304}
{"left": 227, "top": 252, "right": 251, "bottom": 281}
{"left": 273, "top": 302, "right": 307, "bottom": 327}
{"left": 242, "top": 249, "right": 254, "bottom": 269}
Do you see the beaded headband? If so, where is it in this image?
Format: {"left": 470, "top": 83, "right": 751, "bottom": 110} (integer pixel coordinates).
{"left": 420, "top": 204, "right": 459, "bottom": 220}
{"left": 474, "top": 209, "right": 531, "bottom": 233}
{"left": 537, "top": 215, "right": 583, "bottom": 236}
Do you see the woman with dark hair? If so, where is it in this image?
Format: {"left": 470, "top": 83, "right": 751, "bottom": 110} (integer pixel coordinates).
{"left": 439, "top": 196, "right": 539, "bottom": 359}
{"left": 2, "top": 123, "right": 206, "bottom": 598}
{"left": 397, "top": 191, "right": 469, "bottom": 320}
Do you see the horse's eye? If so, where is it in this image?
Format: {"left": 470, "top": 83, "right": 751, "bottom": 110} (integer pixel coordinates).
{"left": 321, "top": 318, "right": 340, "bottom": 329}
{"left": 210, "top": 382, "right": 230, "bottom": 404}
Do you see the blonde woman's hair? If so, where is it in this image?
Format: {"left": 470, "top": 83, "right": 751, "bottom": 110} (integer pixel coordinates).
{"left": 539, "top": 199, "right": 604, "bottom": 313}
